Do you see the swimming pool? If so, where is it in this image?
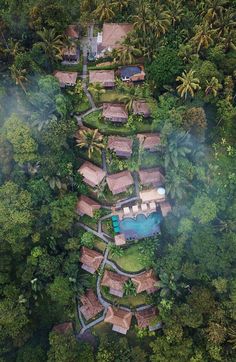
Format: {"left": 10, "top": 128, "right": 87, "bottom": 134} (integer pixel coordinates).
{"left": 119, "top": 212, "right": 162, "bottom": 240}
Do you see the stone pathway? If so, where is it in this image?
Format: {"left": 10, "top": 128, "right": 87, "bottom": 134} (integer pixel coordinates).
{"left": 102, "top": 149, "right": 107, "bottom": 173}
{"left": 133, "top": 171, "right": 140, "bottom": 198}
{"left": 77, "top": 222, "right": 112, "bottom": 244}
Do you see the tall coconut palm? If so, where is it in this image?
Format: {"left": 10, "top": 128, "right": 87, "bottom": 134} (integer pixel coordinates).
{"left": 202, "top": 0, "right": 228, "bottom": 23}
{"left": 10, "top": 65, "right": 28, "bottom": 94}
{"left": 166, "top": 0, "right": 184, "bottom": 27}
{"left": 132, "top": 2, "right": 151, "bottom": 35}
{"left": 165, "top": 171, "right": 190, "bottom": 200}
{"left": 112, "top": 0, "right": 129, "bottom": 12}
{"left": 123, "top": 280, "right": 137, "bottom": 296}
{"left": 191, "top": 23, "right": 214, "bottom": 53}
{"left": 176, "top": 69, "right": 201, "bottom": 99}
{"left": 6, "top": 38, "right": 24, "bottom": 59}
{"left": 214, "top": 9, "right": 236, "bottom": 38}
{"left": 205, "top": 77, "right": 222, "bottom": 96}
{"left": 151, "top": 6, "right": 171, "bottom": 38}
{"left": 93, "top": 0, "right": 115, "bottom": 22}
{"left": 37, "top": 28, "right": 63, "bottom": 68}
{"left": 114, "top": 43, "right": 142, "bottom": 65}
{"left": 76, "top": 128, "right": 104, "bottom": 158}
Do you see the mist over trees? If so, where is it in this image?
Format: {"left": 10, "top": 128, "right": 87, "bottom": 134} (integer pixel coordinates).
{"left": 0, "top": 0, "right": 236, "bottom": 361}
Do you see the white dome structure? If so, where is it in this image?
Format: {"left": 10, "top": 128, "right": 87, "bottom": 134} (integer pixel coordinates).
{"left": 157, "top": 187, "right": 166, "bottom": 195}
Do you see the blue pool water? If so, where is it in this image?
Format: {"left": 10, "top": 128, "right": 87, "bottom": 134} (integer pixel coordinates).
{"left": 119, "top": 212, "right": 162, "bottom": 240}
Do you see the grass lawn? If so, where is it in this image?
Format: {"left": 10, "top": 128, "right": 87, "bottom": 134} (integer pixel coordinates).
{"left": 77, "top": 147, "right": 102, "bottom": 167}
{"left": 101, "top": 286, "right": 147, "bottom": 308}
{"left": 109, "top": 244, "right": 146, "bottom": 272}
{"left": 140, "top": 151, "right": 164, "bottom": 169}
{"left": 58, "top": 62, "right": 83, "bottom": 73}
{"left": 75, "top": 95, "right": 91, "bottom": 113}
{"left": 94, "top": 238, "right": 107, "bottom": 252}
{"left": 83, "top": 110, "right": 153, "bottom": 136}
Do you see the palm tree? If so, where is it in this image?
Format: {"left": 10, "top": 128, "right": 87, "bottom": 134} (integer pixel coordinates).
{"left": 114, "top": 43, "right": 142, "bottom": 65}
{"left": 176, "top": 69, "right": 201, "bottom": 99}
{"left": 150, "top": 4, "right": 171, "bottom": 38}
{"left": 165, "top": 132, "right": 192, "bottom": 169}
{"left": 191, "top": 22, "right": 214, "bottom": 53}
{"left": 37, "top": 28, "right": 63, "bottom": 68}
{"left": 10, "top": 65, "right": 28, "bottom": 94}
{"left": 132, "top": 2, "right": 151, "bottom": 35}
{"left": 87, "top": 82, "right": 105, "bottom": 102}
{"left": 123, "top": 280, "right": 137, "bottom": 296}
{"left": 108, "top": 244, "right": 124, "bottom": 257}
{"left": 205, "top": 77, "right": 222, "bottom": 96}
{"left": 112, "top": 0, "right": 129, "bottom": 12}
{"left": 167, "top": 0, "right": 184, "bottom": 27}
{"left": 158, "top": 271, "right": 189, "bottom": 297}
{"left": 202, "top": 0, "right": 228, "bottom": 23}
{"left": 6, "top": 38, "right": 24, "bottom": 59}
{"left": 165, "top": 170, "right": 195, "bottom": 200}
{"left": 214, "top": 9, "right": 236, "bottom": 39}
{"left": 93, "top": 0, "right": 115, "bottom": 22}
{"left": 228, "top": 326, "right": 236, "bottom": 349}
{"left": 76, "top": 128, "right": 104, "bottom": 159}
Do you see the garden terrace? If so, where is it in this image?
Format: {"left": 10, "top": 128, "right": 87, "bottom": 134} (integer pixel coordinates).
{"left": 104, "top": 306, "right": 132, "bottom": 335}
{"left": 79, "top": 289, "right": 104, "bottom": 321}
{"left": 106, "top": 171, "right": 134, "bottom": 195}
{"left": 83, "top": 110, "right": 153, "bottom": 135}
{"left": 80, "top": 247, "right": 103, "bottom": 274}
{"left": 131, "top": 270, "right": 158, "bottom": 294}
{"left": 78, "top": 161, "right": 106, "bottom": 188}
{"left": 53, "top": 71, "right": 78, "bottom": 87}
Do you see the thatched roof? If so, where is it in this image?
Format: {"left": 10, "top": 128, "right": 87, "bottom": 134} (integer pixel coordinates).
{"left": 104, "top": 306, "right": 132, "bottom": 332}
{"left": 107, "top": 171, "right": 134, "bottom": 195}
{"left": 54, "top": 71, "right": 77, "bottom": 86}
{"left": 101, "top": 270, "right": 128, "bottom": 294}
{"left": 103, "top": 103, "right": 128, "bottom": 123}
{"left": 132, "top": 270, "right": 158, "bottom": 294}
{"left": 79, "top": 289, "right": 103, "bottom": 320}
{"left": 101, "top": 23, "right": 133, "bottom": 50}
{"left": 78, "top": 161, "right": 106, "bottom": 187}
{"left": 114, "top": 233, "right": 126, "bottom": 245}
{"left": 108, "top": 136, "right": 133, "bottom": 157}
{"left": 89, "top": 70, "right": 115, "bottom": 87}
{"left": 80, "top": 247, "right": 103, "bottom": 273}
{"left": 137, "top": 133, "right": 161, "bottom": 151}
{"left": 135, "top": 307, "right": 158, "bottom": 328}
{"left": 76, "top": 195, "right": 101, "bottom": 218}
{"left": 133, "top": 101, "right": 151, "bottom": 117}
{"left": 138, "top": 168, "right": 165, "bottom": 186}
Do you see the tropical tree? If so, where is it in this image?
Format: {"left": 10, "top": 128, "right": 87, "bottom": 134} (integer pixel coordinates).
{"left": 6, "top": 38, "right": 24, "bottom": 59}
{"left": 157, "top": 271, "right": 189, "bottom": 297}
{"left": 214, "top": 9, "right": 236, "bottom": 39}
{"left": 113, "top": 43, "right": 142, "bottom": 65}
{"left": 202, "top": 0, "right": 228, "bottom": 23}
{"left": 108, "top": 244, "right": 124, "bottom": 257}
{"left": 93, "top": 0, "right": 115, "bottom": 22}
{"left": 228, "top": 325, "right": 236, "bottom": 349}
{"left": 165, "top": 171, "right": 191, "bottom": 200}
{"left": 76, "top": 128, "right": 104, "bottom": 158}
{"left": 176, "top": 69, "right": 201, "bottom": 99}
{"left": 37, "top": 28, "right": 63, "bottom": 68}
{"left": 151, "top": 5, "right": 171, "bottom": 39}
{"left": 191, "top": 23, "right": 214, "bottom": 52}
{"left": 132, "top": 2, "right": 151, "bottom": 35}
{"left": 87, "top": 82, "right": 105, "bottom": 101}
{"left": 10, "top": 65, "right": 28, "bottom": 93}
{"left": 166, "top": 0, "right": 184, "bottom": 27}
{"left": 123, "top": 280, "right": 137, "bottom": 296}
{"left": 165, "top": 132, "right": 192, "bottom": 169}
{"left": 205, "top": 76, "right": 222, "bottom": 96}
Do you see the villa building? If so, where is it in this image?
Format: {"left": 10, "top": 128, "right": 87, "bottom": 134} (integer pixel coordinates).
{"left": 107, "top": 171, "right": 134, "bottom": 195}
{"left": 133, "top": 101, "right": 151, "bottom": 118}
{"left": 53, "top": 71, "right": 77, "bottom": 87}
{"left": 62, "top": 45, "right": 79, "bottom": 62}
{"left": 119, "top": 65, "right": 145, "bottom": 82}
{"left": 103, "top": 103, "right": 128, "bottom": 123}
{"left": 108, "top": 136, "right": 133, "bottom": 158}
{"left": 101, "top": 270, "right": 128, "bottom": 297}
{"left": 78, "top": 161, "right": 106, "bottom": 188}
{"left": 76, "top": 195, "right": 101, "bottom": 218}
{"left": 137, "top": 133, "right": 161, "bottom": 152}
{"left": 138, "top": 168, "right": 165, "bottom": 187}
{"left": 132, "top": 270, "right": 158, "bottom": 294}
{"left": 96, "top": 23, "right": 133, "bottom": 57}
{"left": 135, "top": 307, "right": 160, "bottom": 331}
{"left": 104, "top": 306, "right": 132, "bottom": 334}
{"left": 160, "top": 201, "right": 172, "bottom": 217}
{"left": 140, "top": 188, "right": 166, "bottom": 203}
{"left": 79, "top": 289, "right": 104, "bottom": 320}
{"left": 80, "top": 247, "right": 103, "bottom": 274}
{"left": 89, "top": 70, "right": 115, "bottom": 88}
{"left": 114, "top": 233, "right": 126, "bottom": 246}
{"left": 52, "top": 322, "right": 73, "bottom": 334}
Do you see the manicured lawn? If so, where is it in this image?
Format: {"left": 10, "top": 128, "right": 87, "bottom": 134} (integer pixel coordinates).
{"left": 101, "top": 286, "right": 147, "bottom": 307}
{"left": 83, "top": 110, "right": 153, "bottom": 136}
{"left": 77, "top": 147, "right": 102, "bottom": 167}
{"left": 109, "top": 244, "right": 146, "bottom": 272}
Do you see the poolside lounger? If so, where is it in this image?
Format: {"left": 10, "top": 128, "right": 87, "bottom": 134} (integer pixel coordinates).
{"left": 112, "top": 215, "right": 119, "bottom": 221}
{"left": 141, "top": 203, "right": 148, "bottom": 211}
{"left": 123, "top": 207, "right": 131, "bottom": 215}
{"left": 132, "top": 205, "right": 139, "bottom": 214}
{"left": 112, "top": 221, "right": 119, "bottom": 227}
{"left": 149, "top": 202, "right": 156, "bottom": 211}
{"left": 114, "top": 226, "right": 120, "bottom": 233}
